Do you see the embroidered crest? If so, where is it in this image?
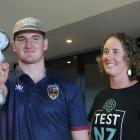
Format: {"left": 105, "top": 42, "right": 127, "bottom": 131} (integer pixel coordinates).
{"left": 47, "top": 84, "right": 59, "bottom": 100}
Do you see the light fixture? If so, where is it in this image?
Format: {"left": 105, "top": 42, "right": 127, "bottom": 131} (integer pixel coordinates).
{"left": 66, "top": 61, "right": 71, "bottom": 64}
{"left": 66, "top": 39, "right": 72, "bottom": 44}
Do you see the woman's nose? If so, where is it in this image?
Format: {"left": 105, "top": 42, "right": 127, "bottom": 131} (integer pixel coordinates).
{"left": 105, "top": 51, "right": 114, "bottom": 60}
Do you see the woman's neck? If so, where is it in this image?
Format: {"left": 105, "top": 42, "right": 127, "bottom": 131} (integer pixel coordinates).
{"left": 110, "top": 76, "right": 138, "bottom": 89}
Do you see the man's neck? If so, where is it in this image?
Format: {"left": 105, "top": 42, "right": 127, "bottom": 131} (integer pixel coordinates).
{"left": 18, "top": 60, "right": 46, "bottom": 83}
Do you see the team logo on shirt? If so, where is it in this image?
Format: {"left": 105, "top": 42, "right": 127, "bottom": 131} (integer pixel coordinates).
{"left": 15, "top": 83, "right": 24, "bottom": 93}
{"left": 47, "top": 84, "right": 59, "bottom": 100}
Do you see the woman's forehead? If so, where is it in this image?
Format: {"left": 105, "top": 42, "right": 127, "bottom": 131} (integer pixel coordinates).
{"left": 104, "top": 37, "right": 122, "bottom": 48}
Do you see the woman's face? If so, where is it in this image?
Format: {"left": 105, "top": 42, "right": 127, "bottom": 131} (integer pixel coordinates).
{"left": 102, "top": 37, "right": 128, "bottom": 78}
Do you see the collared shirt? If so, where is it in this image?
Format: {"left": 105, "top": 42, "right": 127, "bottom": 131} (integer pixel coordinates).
{"left": 1, "top": 65, "right": 88, "bottom": 140}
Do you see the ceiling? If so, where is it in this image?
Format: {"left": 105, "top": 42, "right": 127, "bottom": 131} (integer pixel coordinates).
{"left": 0, "top": 0, "right": 140, "bottom": 62}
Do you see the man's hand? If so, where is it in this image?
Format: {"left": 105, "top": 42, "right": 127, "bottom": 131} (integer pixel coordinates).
{"left": 0, "top": 62, "right": 9, "bottom": 86}
{"left": 0, "top": 62, "right": 9, "bottom": 105}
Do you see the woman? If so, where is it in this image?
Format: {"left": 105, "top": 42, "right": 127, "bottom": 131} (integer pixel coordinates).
{"left": 89, "top": 33, "right": 140, "bottom": 140}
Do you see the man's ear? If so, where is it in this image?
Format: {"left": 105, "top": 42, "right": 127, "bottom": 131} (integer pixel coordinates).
{"left": 11, "top": 41, "right": 17, "bottom": 52}
{"left": 44, "top": 38, "right": 48, "bottom": 51}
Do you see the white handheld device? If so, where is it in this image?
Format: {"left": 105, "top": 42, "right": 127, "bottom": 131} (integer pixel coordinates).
{"left": 0, "top": 30, "right": 10, "bottom": 105}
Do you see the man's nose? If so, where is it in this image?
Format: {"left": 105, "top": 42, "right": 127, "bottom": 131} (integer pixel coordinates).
{"left": 25, "top": 39, "right": 33, "bottom": 48}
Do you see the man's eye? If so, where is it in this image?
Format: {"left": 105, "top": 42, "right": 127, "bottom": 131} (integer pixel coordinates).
{"left": 33, "top": 37, "right": 39, "bottom": 40}
{"left": 32, "top": 36, "right": 41, "bottom": 40}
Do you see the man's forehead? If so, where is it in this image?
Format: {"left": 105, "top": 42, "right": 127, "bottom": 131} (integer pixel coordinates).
{"left": 14, "top": 30, "right": 44, "bottom": 38}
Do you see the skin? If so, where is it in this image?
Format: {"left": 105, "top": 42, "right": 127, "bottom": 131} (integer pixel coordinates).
{"left": 11, "top": 30, "right": 48, "bottom": 83}
{"left": 102, "top": 37, "right": 137, "bottom": 89}
{"left": 12, "top": 30, "right": 48, "bottom": 65}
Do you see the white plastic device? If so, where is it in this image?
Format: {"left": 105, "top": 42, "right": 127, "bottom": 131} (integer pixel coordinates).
{"left": 0, "top": 30, "right": 10, "bottom": 105}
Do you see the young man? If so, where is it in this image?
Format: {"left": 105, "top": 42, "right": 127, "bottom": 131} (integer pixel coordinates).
{"left": 0, "top": 17, "right": 89, "bottom": 140}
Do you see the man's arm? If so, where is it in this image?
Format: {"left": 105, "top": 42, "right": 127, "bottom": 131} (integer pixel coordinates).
{"left": 71, "top": 129, "right": 90, "bottom": 140}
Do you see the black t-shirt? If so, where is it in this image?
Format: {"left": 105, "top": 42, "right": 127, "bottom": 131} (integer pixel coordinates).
{"left": 89, "top": 82, "right": 140, "bottom": 140}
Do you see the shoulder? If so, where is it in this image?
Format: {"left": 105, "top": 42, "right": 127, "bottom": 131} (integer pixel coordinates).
{"left": 132, "top": 82, "right": 140, "bottom": 96}
{"left": 8, "top": 69, "right": 16, "bottom": 80}
{"left": 95, "top": 87, "right": 111, "bottom": 98}
{"left": 47, "top": 69, "right": 80, "bottom": 99}
{"left": 8, "top": 64, "right": 24, "bottom": 81}
{"left": 47, "top": 68, "right": 76, "bottom": 86}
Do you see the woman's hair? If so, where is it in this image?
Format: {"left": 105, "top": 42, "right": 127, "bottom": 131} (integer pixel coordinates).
{"left": 97, "top": 32, "right": 140, "bottom": 80}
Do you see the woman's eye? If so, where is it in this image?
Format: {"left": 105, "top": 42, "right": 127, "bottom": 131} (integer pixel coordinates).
{"left": 103, "top": 49, "right": 109, "bottom": 54}
{"left": 113, "top": 49, "right": 120, "bottom": 54}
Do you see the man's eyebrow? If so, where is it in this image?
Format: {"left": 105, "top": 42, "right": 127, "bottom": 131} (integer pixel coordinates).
{"left": 16, "top": 34, "right": 42, "bottom": 38}
{"left": 15, "top": 36, "right": 25, "bottom": 39}
{"left": 32, "top": 34, "right": 43, "bottom": 38}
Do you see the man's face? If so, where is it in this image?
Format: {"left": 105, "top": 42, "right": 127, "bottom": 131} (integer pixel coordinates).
{"left": 12, "top": 30, "right": 48, "bottom": 64}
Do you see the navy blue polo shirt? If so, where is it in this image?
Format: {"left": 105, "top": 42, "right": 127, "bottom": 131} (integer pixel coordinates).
{"left": 0, "top": 66, "right": 88, "bottom": 140}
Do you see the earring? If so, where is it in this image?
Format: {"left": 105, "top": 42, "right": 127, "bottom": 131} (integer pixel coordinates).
{"left": 127, "top": 68, "right": 132, "bottom": 76}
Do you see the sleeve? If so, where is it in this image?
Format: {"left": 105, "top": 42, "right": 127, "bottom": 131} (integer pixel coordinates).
{"left": 88, "top": 92, "right": 102, "bottom": 122}
{"left": 66, "top": 81, "right": 89, "bottom": 131}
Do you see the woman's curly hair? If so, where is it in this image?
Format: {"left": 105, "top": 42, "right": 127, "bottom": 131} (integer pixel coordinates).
{"left": 97, "top": 32, "right": 140, "bottom": 81}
